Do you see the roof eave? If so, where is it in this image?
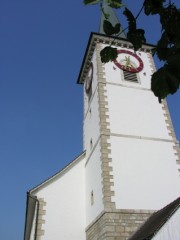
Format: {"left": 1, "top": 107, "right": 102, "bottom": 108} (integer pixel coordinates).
{"left": 23, "top": 193, "right": 38, "bottom": 240}
{"left": 29, "top": 151, "right": 86, "bottom": 194}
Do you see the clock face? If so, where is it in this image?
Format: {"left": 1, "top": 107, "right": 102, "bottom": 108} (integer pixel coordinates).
{"left": 113, "top": 49, "right": 143, "bottom": 73}
{"left": 85, "top": 62, "right": 93, "bottom": 94}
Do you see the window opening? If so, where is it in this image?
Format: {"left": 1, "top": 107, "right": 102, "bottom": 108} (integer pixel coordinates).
{"left": 88, "top": 88, "right": 92, "bottom": 102}
{"left": 123, "top": 70, "right": 138, "bottom": 83}
{"left": 89, "top": 108, "right": 91, "bottom": 118}
{"left": 90, "top": 139, "right": 93, "bottom": 149}
{"left": 91, "top": 191, "right": 94, "bottom": 205}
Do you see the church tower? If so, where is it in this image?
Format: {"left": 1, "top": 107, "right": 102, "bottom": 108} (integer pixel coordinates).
{"left": 24, "top": 3, "right": 180, "bottom": 240}
{"left": 77, "top": 3, "right": 180, "bottom": 239}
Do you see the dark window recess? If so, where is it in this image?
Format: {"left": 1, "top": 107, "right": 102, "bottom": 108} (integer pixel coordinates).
{"left": 88, "top": 87, "right": 92, "bottom": 102}
{"left": 123, "top": 71, "right": 138, "bottom": 83}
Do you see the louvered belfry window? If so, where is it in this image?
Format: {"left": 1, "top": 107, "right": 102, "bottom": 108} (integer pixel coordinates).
{"left": 123, "top": 70, "right": 138, "bottom": 83}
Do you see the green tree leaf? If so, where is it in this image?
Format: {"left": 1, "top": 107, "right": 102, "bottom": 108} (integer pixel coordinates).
{"left": 108, "top": 0, "right": 124, "bottom": 9}
{"left": 83, "top": 0, "right": 100, "bottom": 5}
{"left": 123, "top": 7, "right": 136, "bottom": 32}
{"left": 127, "top": 29, "right": 146, "bottom": 51}
{"left": 103, "top": 20, "right": 121, "bottom": 35}
{"left": 100, "top": 46, "right": 118, "bottom": 63}
{"left": 160, "top": 6, "right": 180, "bottom": 42}
{"left": 143, "top": 0, "right": 165, "bottom": 15}
{"left": 156, "top": 32, "right": 170, "bottom": 61}
{"left": 123, "top": 8, "right": 146, "bottom": 50}
{"left": 151, "top": 66, "right": 180, "bottom": 102}
{"left": 166, "top": 53, "right": 180, "bottom": 78}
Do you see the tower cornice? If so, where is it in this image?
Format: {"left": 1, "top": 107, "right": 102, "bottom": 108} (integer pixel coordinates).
{"left": 77, "top": 32, "right": 155, "bottom": 85}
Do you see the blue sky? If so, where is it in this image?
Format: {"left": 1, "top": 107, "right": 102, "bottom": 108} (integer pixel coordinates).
{"left": 0, "top": 1, "right": 180, "bottom": 239}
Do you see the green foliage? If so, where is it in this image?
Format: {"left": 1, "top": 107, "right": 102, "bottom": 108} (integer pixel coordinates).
{"left": 160, "top": 5, "right": 180, "bottom": 42}
{"left": 83, "top": 0, "right": 100, "bottom": 5}
{"left": 156, "top": 32, "right": 171, "bottom": 61}
{"left": 151, "top": 66, "right": 180, "bottom": 103}
{"left": 84, "top": 0, "right": 180, "bottom": 101}
{"left": 144, "top": 0, "right": 165, "bottom": 15}
{"left": 100, "top": 46, "right": 118, "bottom": 63}
{"left": 83, "top": 0, "right": 123, "bottom": 8}
{"left": 103, "top": 20, "right": 121, "bottom": 35}
{"left": 107, "top": 0, "right": 123, "bottom": 9}
{"left": 166, "top": 53, "right": 180, "bottom": 81}
{"left": 127, "top": 29, "right": 146, "bottom": 51}
{"left": 124, "top": 8, "right": 146, "bottom": 50}
{"left": 123, "top": 8, "right": 136, "bottom": 31}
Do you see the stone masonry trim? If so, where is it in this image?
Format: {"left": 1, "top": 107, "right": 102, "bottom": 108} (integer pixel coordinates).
{"left": 161, "top": 100, "right": 180, "bottom": 174}
{"left": 36, "top": 198, "right": 46, "bottom": 240}
{"left": 96, "top": 43, "right": 115, "bottom": 211}
{"left": 86, "top": 210, "right": 154, "bottom": 240}
{"left": 148, "top": 53, "right": 180, "bottom": 174}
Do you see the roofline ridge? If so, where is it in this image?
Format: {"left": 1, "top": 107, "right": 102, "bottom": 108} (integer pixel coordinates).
{"left": 28, "top": 151, "right": 86, "bottom": 194}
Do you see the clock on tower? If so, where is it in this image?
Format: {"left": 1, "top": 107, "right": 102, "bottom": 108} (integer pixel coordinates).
{"left": 113, "top": 49, "right": 144, "bottom": 73}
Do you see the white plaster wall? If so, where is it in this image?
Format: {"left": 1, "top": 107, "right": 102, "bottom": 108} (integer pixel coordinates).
{"left": 80, "top": 47, "right": 103, "bottom": 227}
{"left": 83, "top": 48, "right": 104, "bottom": 226}
{"left": 32, "top": 157, "right": 86, "bottom": 240}
{"left": 152, "top": 207, "right": 180, "bottom": 240}
{"left": 83, "top": 49, "right": 100, "bottom": 157}
{"left": 84, "top": 89, "right": 100, "bottom": 157}
{"left": 85, "top": 142, "right": 103, "bottom": 226}
{"left": 103, "top": 43, "right": 180, "bottom": 210}
{"left": 110, "top": 136, "right": 180, "bottom": 210}
{"left": 106, "top": 84, "right": 171, "bottom": 140}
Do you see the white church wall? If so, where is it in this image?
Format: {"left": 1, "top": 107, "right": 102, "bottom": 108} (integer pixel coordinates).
{"left": 83, "top": 47, "right": 104, "bottom": 227}
{"left": 83, "top": 88, "right": 100, "bottom": 158}
{"left": 32, "top": 156, "right": 86, "bottom": 240}
{"left": 106, "top": 84, "right": 171, "bottom": 140}
{"left": 109, "top": 136, "right": 180, "bottom": 210}
{"left": 152, "top": 207, "right": 180, "bottom": 240}
{"left": 83, "top": 49, "right": 100, "bottom": 157}
{"left": 85, "top": 142, "right": 104, "bottom": 227}
{"left": 102, "top": 44, "right": 172, "bottom": 140}
{"left": 102, "top": 44, "right": 180, "bottom": 210}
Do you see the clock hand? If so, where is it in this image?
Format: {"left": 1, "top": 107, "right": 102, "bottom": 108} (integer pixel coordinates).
{"left": 124, "top": 56, "right": 133, "bottom": 69}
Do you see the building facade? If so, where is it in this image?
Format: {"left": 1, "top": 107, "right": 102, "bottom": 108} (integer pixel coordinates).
{"left": 24, "top": 23, "right": 180, "bottom": 240}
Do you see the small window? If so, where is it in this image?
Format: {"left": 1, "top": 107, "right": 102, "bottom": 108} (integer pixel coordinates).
{"left": 89, "top": 108, "right": 91, "bottom": 118}
{"left": 123, "top": 70, "right": 138, "bottom": 83}
{"left": 90, "top": 139, "right": 93, "bottom": 149}
{"left": 88, "top": 87, "right": 92, "bottom": 102}
{"left": 91, "top": 191, "right": 94, "bottom": 205}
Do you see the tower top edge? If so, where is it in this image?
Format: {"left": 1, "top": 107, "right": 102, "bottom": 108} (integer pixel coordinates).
{"left": 77, "top": 32, "right": 156, "bottom": 85}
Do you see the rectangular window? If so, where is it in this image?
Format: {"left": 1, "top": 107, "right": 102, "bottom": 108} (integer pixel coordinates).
{"left": 91, "top": 191, "right": 94, "bottom": 205}
{"left": 123, "top": 70, "right": 138, "bottom": 83}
